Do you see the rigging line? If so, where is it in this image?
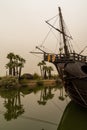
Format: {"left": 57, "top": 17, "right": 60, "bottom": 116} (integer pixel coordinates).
{"left": 67, "top": 40, "right": 72, "bottom": 53}
{"left": 41, "top": 46, "right": 55, "bottom": 54}
{"left": 30, "top": 53, "right": 43, "bottom": 60}
{"left": 39, "top": 45, "right": 54, "bottom": 53}
{"left": 72, "top": 82, "right": 87, "bottom": 106}
{"left": 46, "top": 26, "right": 60, "bottom": 53}
{"left": 30, "top": 47, "right": 44, "bottom": 57}
{"left": 40, "top": 16, "right": 58, "bottom": 47}
{"left": 47, "top": 14, "right": 58, "bottom": 22}
{"left": 60, "top": 18, "right": 73, "bottom": 53}
{"left": 72, "top": 39, "right": 81, "bottom": 53}
{"left": 55, "top": 38, "right": 59, "bottom": 53}
{"left": 79, "top": 46, "right": 87, "bottom": 55}
{"left": 61, "top": 18, "right": 74, "bottom": 52}
{"left": 48, "top": 26, "right": 59, "bottom": 41}
{"left": 20, "top": 115, "right": 58, "bottom": 126}
{"left": 63, "top": 19, "right": 73, "bottom": 39}
{"left": 69, "top": 40, "right": 74, "bottom": 52}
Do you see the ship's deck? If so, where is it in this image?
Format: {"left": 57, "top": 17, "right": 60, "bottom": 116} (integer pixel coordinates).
{"left": 44, "top": 53, "right": 87, "bottom": 63}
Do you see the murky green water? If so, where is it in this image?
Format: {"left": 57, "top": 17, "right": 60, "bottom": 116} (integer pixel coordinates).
{"left": 0, "top": 86, "right": 86, "bottom": 130}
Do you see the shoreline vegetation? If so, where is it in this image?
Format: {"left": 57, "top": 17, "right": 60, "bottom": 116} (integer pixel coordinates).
{"left": 20, "top": 79, "right": 62, "bottom": 88}
{"left": 0, "top": 52, "right": 62, "bottom": 90}
{"left": 0, "top": 75, "right": 62, "bottom": 90}
{"left": 0, "top": 76, "right": 63, "bottom": 103}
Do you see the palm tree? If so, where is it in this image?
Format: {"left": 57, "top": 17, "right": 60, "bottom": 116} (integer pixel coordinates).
{"left": 38, "top": 60, "right": 46, "bottom": 78}
{"left": 38, "top": 62, "right": 43, "bottom": 78}
{"left": 47, "top": 66, "right": 53, "bottom": 79}
{"left": 6, "top": 53, "right": 26, "bottom": 77}
{"left": 43, "top": 65, "right": 48, "bottom": 79}
{"left": 42, "top": 60, "right": 46, "bottom": 77}
{"left": 6, "top": 52, "right": 15, "bottom": 75}
{"left": 7, "top": 52, "right": 15, "bottom": 61}
{"left": 6, "top": 62, "right": 13, "bottom": 76}
{"left": 18, "top": 57, "right": 26, "bottom": 79}
{"left": 12, "top": 61, "right": 16, "bottom": 76}
{"left": 15, "top": 55, "right": 20, "bottom": 76}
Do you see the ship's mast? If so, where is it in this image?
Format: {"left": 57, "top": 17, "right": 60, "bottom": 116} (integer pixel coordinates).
{"left": 46, "top": 7, "right": 70, "bottom": 56}
{"left": 58, "top": 7, "right": 69, "bottom": 56}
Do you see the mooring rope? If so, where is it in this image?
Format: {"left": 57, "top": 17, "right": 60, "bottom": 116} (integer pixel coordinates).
{"left": 72, "top": 82, "right": 87, "bottom": 106}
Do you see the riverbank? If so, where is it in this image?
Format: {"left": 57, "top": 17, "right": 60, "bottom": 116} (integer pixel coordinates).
{"left": 0, "top": 76, "right": 62, "bottom": 89}
{"left": 19, "top": 79, "right": 62, "bottom": 88}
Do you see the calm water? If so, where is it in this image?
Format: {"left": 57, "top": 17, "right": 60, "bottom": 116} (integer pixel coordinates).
{"left": 0, "top": 86, "right": 87, "bottom": 130}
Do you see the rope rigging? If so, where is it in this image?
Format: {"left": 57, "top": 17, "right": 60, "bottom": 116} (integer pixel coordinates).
{"left": 41, "top": 10, "right": 73, "bottom": 55}
{"left": 79, "top": 46, "right": 87, "bottom": 55}
{"left": 30, "top": 7, "right": 77, "bottom": 59}
{"left": 59, "top": 15, "right": 73, "bottom": 54}
{"left": 39, "top": 15, "right": 59, "bottom": 49}
{"left": 72, "top": 82, "right": 87, "bottom": 106}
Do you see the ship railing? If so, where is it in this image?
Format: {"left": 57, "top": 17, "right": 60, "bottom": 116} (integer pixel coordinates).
{"left": 44, "top": 53, "right": 87, "bottom": 63}
{"left": 71, "top": 53, "right": 87, "bottom": 62}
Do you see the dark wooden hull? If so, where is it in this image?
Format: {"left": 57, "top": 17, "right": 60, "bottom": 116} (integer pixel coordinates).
{"left": 44, "top": 53, "right": 87, "bottom": 107}
{"left": 64, "top": 78, "right": 87, "bottom": 108}
{"left": 55, "top": 61, "right": 87, "bottom": 108}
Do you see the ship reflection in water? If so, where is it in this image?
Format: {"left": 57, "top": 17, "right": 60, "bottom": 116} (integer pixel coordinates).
{"left": 57, "top": 100, "right": 87, "bottom": 130}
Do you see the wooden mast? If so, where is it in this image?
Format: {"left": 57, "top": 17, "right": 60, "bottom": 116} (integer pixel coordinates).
{"left": 46, "top": 7, "right": 70, "bottom": 56}
{"left": 58, "top": 7, "right": 69, "bottom": 56}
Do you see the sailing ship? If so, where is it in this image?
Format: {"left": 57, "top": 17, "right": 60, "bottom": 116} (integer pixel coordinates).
{"left": 31, "top": 7, "right": 87, "bottom": 108}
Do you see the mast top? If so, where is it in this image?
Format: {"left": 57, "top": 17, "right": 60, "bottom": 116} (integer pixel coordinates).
{"left": 58, "top": 6, "right": 69, "bottom": 56}
{"left": 46, "top": 6, "right": 72, "bottom": 56}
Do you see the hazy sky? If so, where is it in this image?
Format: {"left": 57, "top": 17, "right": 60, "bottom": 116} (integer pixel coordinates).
{"left": 0, "top": 0, "right": 87, "bottom": 76}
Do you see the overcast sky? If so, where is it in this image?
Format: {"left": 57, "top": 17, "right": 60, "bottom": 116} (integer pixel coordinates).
{"left": 0, "top": 0, "right": 87, "bottom": 76}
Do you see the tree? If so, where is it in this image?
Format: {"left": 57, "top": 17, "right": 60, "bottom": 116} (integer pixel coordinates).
{"left": 42, "top": 60, "right": 46, "bottom": 77}
{"left": 18, "top": 57, "right": 26, "bottom": 79}
{"left": 6, "top": 62, "right": 13, "bottom": 76}
{"left": 43, "top": 65, "right": 48, "bottom": 79}
{"left": 15, "top": 55, "right": 20, "bottom": 76}
{"left": 47, "top": 66, "right": 53, "bottom": 79}
{"left": 38, "top": 62, "right": 43, "bottom": 78}
{"left": 37, "top": 60, "right": 54, "bottom": 79}
{"left": 6, "top": 53, "right": 26, "bottom": 78}
{"left": 37, "top": 60, "right": 46, "bottom": 78}
{"left": 6, "top": 52, "right": 15, "bottom": 75}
